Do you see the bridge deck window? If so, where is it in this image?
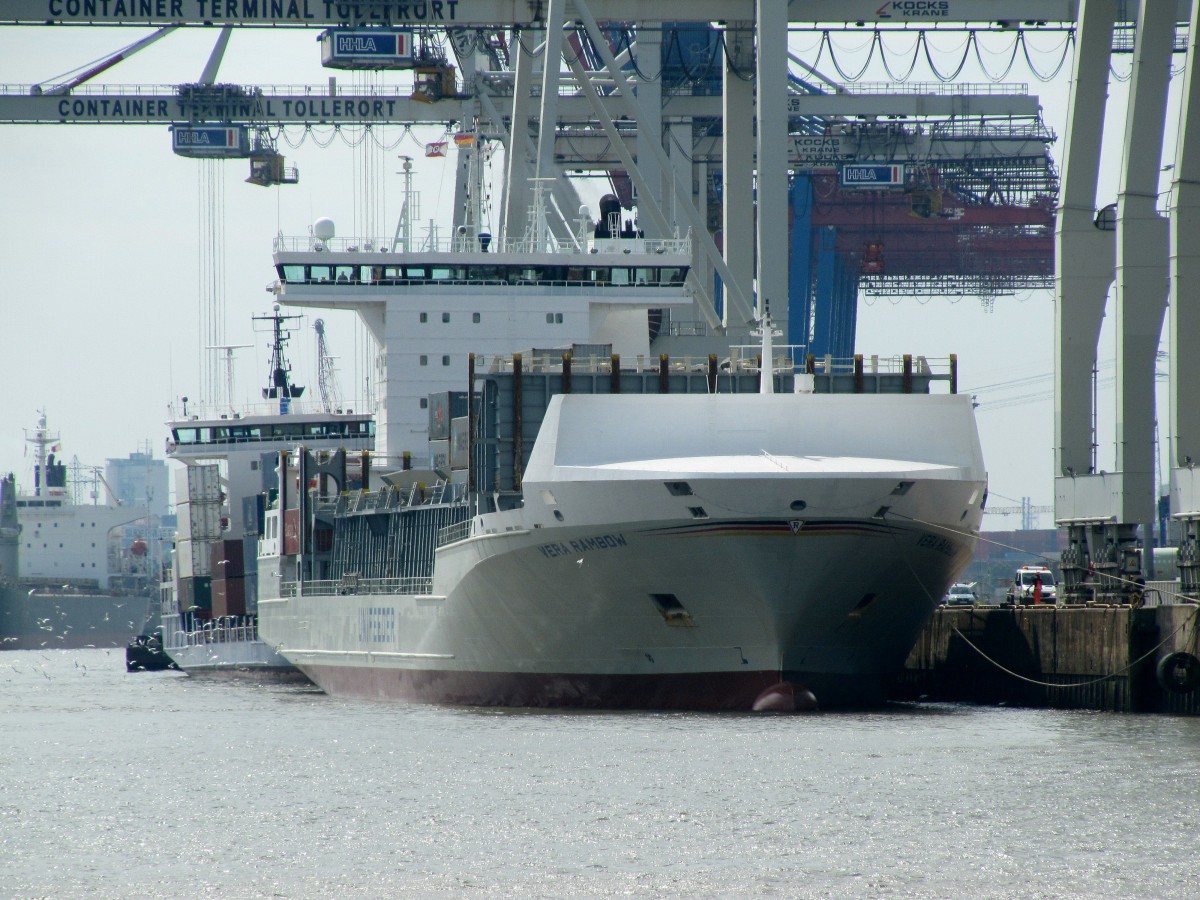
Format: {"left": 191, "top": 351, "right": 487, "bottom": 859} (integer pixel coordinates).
{"left": 170, "top": 419, "right": 373, "bottom": 446}
{"left": 276, "top": 263, "right": 690, "bottom": 288}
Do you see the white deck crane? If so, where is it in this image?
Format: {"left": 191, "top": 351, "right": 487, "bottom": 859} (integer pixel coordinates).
{"left": 313, "top": 319, "right": 344, "bottom": 415}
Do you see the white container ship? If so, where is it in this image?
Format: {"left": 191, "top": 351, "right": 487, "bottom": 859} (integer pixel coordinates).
{"left": 254, "top": 173, "right": 987, "bottom": 709}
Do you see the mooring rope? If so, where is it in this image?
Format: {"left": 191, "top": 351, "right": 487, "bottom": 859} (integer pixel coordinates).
{"left": 882, "top": 509, "right": 1200, "bottom": 688}
{"left": 886, "top": 509, "right": 1196, "bottom": 603}
{"left": 950, "top": 605, "right": 1199, "bottom": 690}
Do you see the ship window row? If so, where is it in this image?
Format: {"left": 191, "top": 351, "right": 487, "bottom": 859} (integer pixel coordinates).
{"left": 172, "top": 419, "right": 375, "bottom": 446}
{"left": 278, "top": 264, "right": 688, "bottom": 287}
{"left": 416, "top": 312, "right": 491, "bottom": 324}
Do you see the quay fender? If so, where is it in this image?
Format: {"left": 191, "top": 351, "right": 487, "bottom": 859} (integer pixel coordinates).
{"left": 1156, "top": 651, "right": 1200, "bottom": 695}
{"left": 752, "top": 681, "right": 818, "bottom": 712}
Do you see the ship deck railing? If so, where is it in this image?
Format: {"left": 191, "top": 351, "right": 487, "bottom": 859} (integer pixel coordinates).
{"left": 273, "top": 233, "right": 691, "bottom": 257}
{"left": 321, "top": 481, "right": 462, "bottom": 516}
{"left": 437, "top": 520, "right": 472, "bottom": 547}
{"left": 481, "top": 348, "right": 955, "bottom": 377}
{"left": 166, "top": 398, "right": 371, "bottom": 423}
{"left": 167, "top": 618, "right": 259, "bottom": 647}
{"left": 283, "top": 576, "right": 434, "bottom": 597}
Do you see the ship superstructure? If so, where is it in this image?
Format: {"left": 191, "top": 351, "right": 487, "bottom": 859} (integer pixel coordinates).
{"left": 161, "top": 309, "right": 373, "bottom": 675}
{"left": 272, "top": 170, "right": 694, "bottom": 467}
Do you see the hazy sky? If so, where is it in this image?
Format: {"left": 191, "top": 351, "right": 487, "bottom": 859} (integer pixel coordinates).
{"left": 0, "top": 23, "right": 1168, "bottom": 529}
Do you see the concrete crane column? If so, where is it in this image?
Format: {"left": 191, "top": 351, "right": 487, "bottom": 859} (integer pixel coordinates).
{"left": 1107, "top": 0, "right": 1175, "bottom": 592}
{"left": 1114, "top": 0, "right": 1173, "bottom": 510}
{"left": 1170, "top": 0, "right": 1200, "bottom": 598}
{"left": 1056, "top": 0, "right": 1174, "bottom": 602}
{"left": 723, "top": 23, "right": 756, "bottom": 328}
{"left": 1054, "top": 0, "right": 1116, "bottom": 484}
{"left": 755, "top": 0, "right": 789, "bottom": 335}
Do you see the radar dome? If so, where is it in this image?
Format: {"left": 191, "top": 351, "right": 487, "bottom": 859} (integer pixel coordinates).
{"left": 313, "top": 218, "right": 336, "bottom": 240}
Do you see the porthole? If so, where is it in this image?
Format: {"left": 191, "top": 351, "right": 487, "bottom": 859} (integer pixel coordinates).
{"left": 790, "top": 500, "right": 807, "bottom": 511}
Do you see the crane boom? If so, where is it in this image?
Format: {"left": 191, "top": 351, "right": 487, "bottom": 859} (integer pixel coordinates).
{"left": 313, "top": 319, "right": 344, "bottom": 415}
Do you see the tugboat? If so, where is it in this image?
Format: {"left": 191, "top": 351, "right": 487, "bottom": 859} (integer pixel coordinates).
{"left": 125, "top": 631, "right": 179, "bottom": 672}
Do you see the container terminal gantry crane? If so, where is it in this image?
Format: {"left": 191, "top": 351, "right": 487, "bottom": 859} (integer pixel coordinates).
{"left": 10, "top": 0, "right": 1200, "bottom": 598}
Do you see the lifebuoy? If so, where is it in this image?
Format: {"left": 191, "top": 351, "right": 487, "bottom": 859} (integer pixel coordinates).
{"left": 1156, "top": 651, "right": 1200, "bottom": 694}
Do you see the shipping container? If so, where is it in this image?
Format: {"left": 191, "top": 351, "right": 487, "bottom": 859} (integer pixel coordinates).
{"left": 242, "top": 492, "right": 266, "bottom": 536}
{"left": 209, "top": 538, "right": 245, "bottom": 579}
{"left": 211, "top": 576, "right": 247, "bottom": 618}
{"left": 429, "top": 439, "right": 450, "bottom": 472}
{"left": 176, "top": 537, "right": 214, "bottom": 579}
{"left": 428, "top": 391, "right": 468, "bottom": 441}
{"left": 177, "top": 500, "right": 223, "bottom": 541}
{"left": 450, "top": 417, "right": 469, "bottom": 470}
{"left": 176, "top": 463, "right": 222, "bottom": 503}
{"left": 177, "top": 574, "right": 213, "bottom": 612}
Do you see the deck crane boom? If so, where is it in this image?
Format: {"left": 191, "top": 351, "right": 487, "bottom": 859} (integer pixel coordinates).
{"left": 313, "top": 319, "right": 343, "bottom": 414}
{"left": 31, "top": 25, "right": 179, "bottom": 95}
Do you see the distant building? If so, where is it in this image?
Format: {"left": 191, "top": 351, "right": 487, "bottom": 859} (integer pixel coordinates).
{"left": 105, "top": 451, "right": 170, "bottom": 519}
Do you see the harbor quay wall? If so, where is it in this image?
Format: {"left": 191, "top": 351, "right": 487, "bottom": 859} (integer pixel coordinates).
{"left": 889, "top": 605, "right": 1200, "bottom": 714}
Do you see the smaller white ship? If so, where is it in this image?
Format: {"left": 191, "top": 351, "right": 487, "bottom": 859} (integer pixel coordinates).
{"left": 1, "top": 415, "right": 164, "bottom": 650}
{"left": 160, "top": 308, "right": 373, "bottom": 676}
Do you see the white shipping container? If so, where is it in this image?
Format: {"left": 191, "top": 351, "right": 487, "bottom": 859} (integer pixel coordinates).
{"left": 175, "top": 463, "right": 222, "bottom": 504}
{"left": 177, "top": 499, "right": 223, "bottom": 540}
{"left": 450, "top": 417, "right": 469, "bottom": 470}
{"left": 176, "top": 537, "right": 214, "bottom": 579}
{"left": 429, "top": 440, "right": 450, "bottom": 472}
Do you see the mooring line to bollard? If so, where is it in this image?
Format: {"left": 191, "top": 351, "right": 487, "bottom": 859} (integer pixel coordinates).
{"left": 886, "top": 510, "right": 1199, "bottom": 604}
{"left": 951, "top": 603, "right": 1200, "bottom": 690}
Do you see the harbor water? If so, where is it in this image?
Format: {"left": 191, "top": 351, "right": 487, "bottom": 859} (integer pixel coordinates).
{"left": 2, "top": 649, "right": 1198, "bottom": 899}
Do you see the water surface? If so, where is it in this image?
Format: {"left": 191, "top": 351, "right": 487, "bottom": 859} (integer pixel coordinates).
{"left": 2, "top": 648, "right": 1197, "bottom": 898}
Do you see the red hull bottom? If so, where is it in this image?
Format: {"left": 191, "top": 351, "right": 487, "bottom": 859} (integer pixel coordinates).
{"left": 301, "top": 664, "right": 865, "bottom": 711}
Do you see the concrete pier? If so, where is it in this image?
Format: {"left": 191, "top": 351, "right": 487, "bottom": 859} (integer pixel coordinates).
{"left": 890, "top": 605, "right": 1200, "bottom": 714}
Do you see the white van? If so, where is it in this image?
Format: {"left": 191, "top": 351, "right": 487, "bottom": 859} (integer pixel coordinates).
{"left": 1006, "top": 566, "right": 1058, "bottom": 605}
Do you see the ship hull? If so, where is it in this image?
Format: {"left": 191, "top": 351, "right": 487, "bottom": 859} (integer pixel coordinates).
{"left": 262, "top": 514, "right": 977, "bottom": 709}
{"left": 163, "top": 623, "right": 309, "bottom": 681}
{"left": 299, "top": 664, "right": 788, "bottom": 710}
{"left": 260, "top": 391, "right": 987, "bottom": 709}
{"left": 0, "top": 586, "right": 153, "bottom": 650}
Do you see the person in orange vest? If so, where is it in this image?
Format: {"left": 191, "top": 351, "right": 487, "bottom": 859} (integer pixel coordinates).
{"left": 1033, "top": 574, "right": 1043, "bottom": 605}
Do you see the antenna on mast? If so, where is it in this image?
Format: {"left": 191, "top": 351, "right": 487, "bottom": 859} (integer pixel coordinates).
{"left": 753, "top": 302, "right": 783, "bottom": 396}
{"left": 392, "top": 156, "right": 419, "bottom": 253}
{"left": 253, "top": 304, "right": 306, "bottom": 414}
{"left": 207, "top": 343, "right": 252, "bottom": 414}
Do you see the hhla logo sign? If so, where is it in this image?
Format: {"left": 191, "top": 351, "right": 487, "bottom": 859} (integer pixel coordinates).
{"left": 876, "top": 1, "right": 951, "bottom": 17}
